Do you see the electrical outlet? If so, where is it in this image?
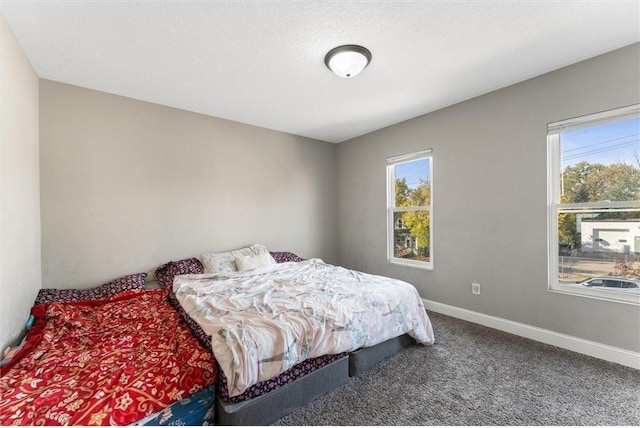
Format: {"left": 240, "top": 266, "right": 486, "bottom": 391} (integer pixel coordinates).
{"left": 472, "top": 282, "right": 480, "bottom": 295}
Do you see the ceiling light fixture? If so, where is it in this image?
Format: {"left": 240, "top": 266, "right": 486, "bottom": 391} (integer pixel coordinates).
{"left": 324, "top": 45, "right": 372, "bottom": 79}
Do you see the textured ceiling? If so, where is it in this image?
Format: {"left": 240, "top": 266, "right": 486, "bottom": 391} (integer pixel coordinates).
{"left": 1, "top": 1, "right": 639, "bottom": 143}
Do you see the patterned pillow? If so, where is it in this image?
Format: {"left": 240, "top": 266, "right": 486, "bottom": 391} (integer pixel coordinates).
{"left": 155, "top": 258, "right": 204, "bottom": 289}
{"left": 34, "top": 273, "right": 147, "bottom": 305}
{"left": 269, "top": 251, "right": 305, "bottom": 263}
{"left": 198, "top": 244, "right": 274, "bottom": 273}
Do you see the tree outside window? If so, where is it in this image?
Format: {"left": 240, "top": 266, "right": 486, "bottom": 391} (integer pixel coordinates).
{"left": 387, "top": 151, "right": 432, "bottom": 269}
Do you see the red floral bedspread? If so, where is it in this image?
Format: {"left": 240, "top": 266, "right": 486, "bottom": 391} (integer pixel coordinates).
{"left": 0, "top": 289, "right": 216, "bottom": 426}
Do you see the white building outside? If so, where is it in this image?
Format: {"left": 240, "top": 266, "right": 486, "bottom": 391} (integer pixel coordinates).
{"left": 580, "top": 219, "right": 640, "bottom": 254}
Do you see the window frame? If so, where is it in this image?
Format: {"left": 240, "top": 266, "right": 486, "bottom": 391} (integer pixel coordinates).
{"left": 386, "top": 149, "right": 433, "bottom": 270}
{"left": 547, "top": 104, "right": 640, "bottom": 305}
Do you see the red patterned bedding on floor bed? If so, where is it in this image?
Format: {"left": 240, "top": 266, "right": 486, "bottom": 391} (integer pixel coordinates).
{"left": 0, "top": 290, "right": 216, "bottom": 426}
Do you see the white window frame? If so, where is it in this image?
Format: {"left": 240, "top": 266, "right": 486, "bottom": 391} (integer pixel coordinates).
{"left": 386, "top": 149, "right": 433, "bottom": 270}
{"left": 547, "top": 104, "right": 640, "bottom": 305}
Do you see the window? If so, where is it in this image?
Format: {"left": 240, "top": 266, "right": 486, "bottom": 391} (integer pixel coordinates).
{"left": 548, "top": 105, "right": 640, "bottom": 305}
{"left": 387, "top": 150, "right": 433, "bottom": 269}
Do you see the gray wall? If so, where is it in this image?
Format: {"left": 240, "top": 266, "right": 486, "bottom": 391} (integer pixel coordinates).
{"left": 40, "top": 81, "right": 337, "bottom": 289}
{"left": 337, "top": 44, "right": 640, "bottom": 352}
{"left": 0, "top": 14, "right": 41, "bottom": 353}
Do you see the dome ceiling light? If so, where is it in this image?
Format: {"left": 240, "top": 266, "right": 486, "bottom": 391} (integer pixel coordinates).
{"left": 324, "top": 45, "right": 372, "bottom": 78}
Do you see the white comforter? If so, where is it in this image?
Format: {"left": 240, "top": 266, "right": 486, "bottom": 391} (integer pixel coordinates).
{"left": 173, "top": 259, "right": 434, "bottom": 397}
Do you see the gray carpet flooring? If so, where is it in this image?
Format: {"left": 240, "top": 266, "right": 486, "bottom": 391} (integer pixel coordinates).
{"left": 273, "top": 312, "right": 640, "bottom": 426}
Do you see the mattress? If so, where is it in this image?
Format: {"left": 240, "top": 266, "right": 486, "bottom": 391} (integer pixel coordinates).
{"left": 165, "top": 256, "right": 432, "bottom": 425}
{"left": 174, "top": 258, "right": 434, "bottom": 397}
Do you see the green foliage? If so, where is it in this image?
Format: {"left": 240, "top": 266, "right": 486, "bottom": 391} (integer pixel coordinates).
{"left": 558, "top": 161, "right": 640, "bottom": 248}
{"left": 562, "top": 161, "right": 640, "bottom": 203}
{"left": 402, "top": 210, "right": 430, "bottom": 250}
{"left": 395, "top": 177, "right": 410, "bottom": 207}
{"left": 395, "top": 178, "right": 431, "bottom": 254}
{"left": 557, "top": 196, "right": 576, "bottom": 245}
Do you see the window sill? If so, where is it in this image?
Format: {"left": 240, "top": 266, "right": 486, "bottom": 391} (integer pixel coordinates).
{"left": 389, "top": 258, "right": 433, "bottom": 271}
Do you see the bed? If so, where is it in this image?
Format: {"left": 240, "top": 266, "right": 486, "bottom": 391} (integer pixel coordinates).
{"left": 159, "top": 245, "right": 435, "bottom": 425}
{"left": 0, "top": 278, "right": 217, "bottom": 426}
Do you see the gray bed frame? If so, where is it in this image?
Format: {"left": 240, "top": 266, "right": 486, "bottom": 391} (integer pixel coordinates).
{"left": 215, "top": 334, "right": 416, "bottom": 426}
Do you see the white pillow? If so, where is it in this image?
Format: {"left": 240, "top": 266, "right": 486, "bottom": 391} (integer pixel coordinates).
{"left": 235, "top": 252, "right": 275, "bottom": 271}
{"left": 199, "top": 244, "right": 275, "bottom": 273}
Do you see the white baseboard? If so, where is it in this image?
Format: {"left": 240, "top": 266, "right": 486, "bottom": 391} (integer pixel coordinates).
{"left": 423, "top": 299, "right": 640, "bottom": 370}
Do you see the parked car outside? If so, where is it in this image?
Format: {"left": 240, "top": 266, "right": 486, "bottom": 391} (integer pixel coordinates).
{"left": 579, "top": 277, "right": 640, "bottom": 293}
